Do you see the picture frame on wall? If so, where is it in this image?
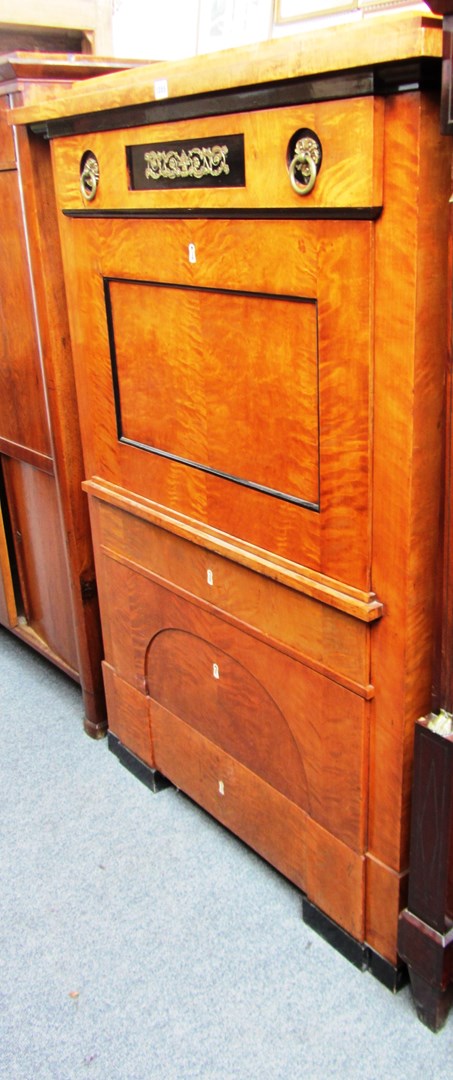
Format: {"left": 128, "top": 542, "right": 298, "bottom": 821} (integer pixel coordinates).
{"left": 274, "top": 0, "right": 358, "bottom": 20}
{"left": 197, "top": 0, "right": 273, "bottom": 53}
{"left": 274, "top": 0, "right": 426, "bottom": 20}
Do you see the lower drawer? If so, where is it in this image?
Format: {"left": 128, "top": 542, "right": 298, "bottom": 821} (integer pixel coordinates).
{"left": 152, "top": 700, "right": 365, "bottom": 941}
{"left": 98, "top": 551, "right": 369, "bottom": 855}
{"left": 103, "top": 660, "right": 365, "bottom": 942}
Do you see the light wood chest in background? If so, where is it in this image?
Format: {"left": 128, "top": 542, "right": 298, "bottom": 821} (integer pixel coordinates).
{"left": 0, "top": 55, "right": 143, "bottom": 735}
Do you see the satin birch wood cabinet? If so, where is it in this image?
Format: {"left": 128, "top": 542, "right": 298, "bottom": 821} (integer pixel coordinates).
{"left": 11, "top": 13, "right": 452, "bottom": 981}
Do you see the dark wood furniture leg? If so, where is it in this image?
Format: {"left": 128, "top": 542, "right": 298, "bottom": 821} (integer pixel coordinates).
{"left": 398, "top": 720, "right": 453, "bottom": 1030}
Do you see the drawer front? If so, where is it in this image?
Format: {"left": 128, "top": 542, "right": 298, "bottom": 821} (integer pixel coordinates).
{"left": 95, "top": 497, "right": 372, "bottom": 692}
{"left": 52, "top": 96, "right": 383, "bottom": 213}
{"left": 151, "top": 701, "right": 365, "bottom": 941}
{"left": 97, "top": 552, "right": 369, "bottom": 853}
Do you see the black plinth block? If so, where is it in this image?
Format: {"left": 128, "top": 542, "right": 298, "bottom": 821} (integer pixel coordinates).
{"left": 107, "top": 731, "right": 172, "bottom": 793}
{"left": 303, "top": 897, "right": 408, "bottom": 993}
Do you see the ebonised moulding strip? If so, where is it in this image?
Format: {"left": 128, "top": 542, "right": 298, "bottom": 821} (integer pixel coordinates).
{"left": 31, "top": 73, "right": 373, "bottom": 138}
{"left": 32, "top": 58, "right": 440, "bottom": 140}
{"left": 105, "top": 274, "right": 316, "bottom": 305}
{"left": 63, "top": 207, "right": 383, "bottom": 221}
{"left": 120, "top": 436, "right": 320, "bottom": 512}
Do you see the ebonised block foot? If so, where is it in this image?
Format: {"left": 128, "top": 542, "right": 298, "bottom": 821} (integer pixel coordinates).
{"left": 107, "top": 732, "right": 172, "bottom": 793}
{"left": 302, "top": 896, "right": 407, "bottom": 992}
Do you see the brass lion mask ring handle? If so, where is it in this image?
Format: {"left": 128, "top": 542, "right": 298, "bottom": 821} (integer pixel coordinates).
{"left": 80, "top": 153, "right": 99, "bottom": 202}
{"left": 287, "top": 132, "right": 322, "bottom": 197}
{"left": 289, "top": 151, "right": 317, "bottom": 196}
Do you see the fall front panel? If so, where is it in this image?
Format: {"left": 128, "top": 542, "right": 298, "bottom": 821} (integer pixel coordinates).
{"left": 105, "top": 277, "right": 320, "bottom": 510}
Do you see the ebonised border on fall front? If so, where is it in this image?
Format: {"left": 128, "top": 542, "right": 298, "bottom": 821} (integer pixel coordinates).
{"left": 103, "top": 275, "right": 320, "bottom": 513}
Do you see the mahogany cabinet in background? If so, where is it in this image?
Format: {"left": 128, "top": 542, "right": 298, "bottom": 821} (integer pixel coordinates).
{"left": 0, "top": 55, "right": 145, "bottom": 736}
{"left": 12, "top": 15, "right": 452, "bottom": 979}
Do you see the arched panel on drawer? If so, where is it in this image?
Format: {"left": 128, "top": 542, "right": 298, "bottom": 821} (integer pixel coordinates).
{"left": 145, "top": 627, "right": 310, "bottom": 811}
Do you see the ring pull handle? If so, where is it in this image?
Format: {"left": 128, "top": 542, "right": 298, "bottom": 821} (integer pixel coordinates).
{"left": 80, "top": 153, "right": 99, "bottom": 202}
{"left": 289, "top": 152, "right": 317, "bottom": 196}
{"left": 287, "top": 132, "right": 322, "bottom": 197}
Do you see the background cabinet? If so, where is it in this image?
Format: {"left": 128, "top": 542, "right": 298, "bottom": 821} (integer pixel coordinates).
{"left": 0, "top": 1, "right": 113, "bottom": 55}
{"left": 0, "top": 55, "right": 142, "bottom": 735}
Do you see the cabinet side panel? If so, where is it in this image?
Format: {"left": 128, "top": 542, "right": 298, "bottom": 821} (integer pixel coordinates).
{"left": 370, "top": 92, "right": 450, "bottom": 872}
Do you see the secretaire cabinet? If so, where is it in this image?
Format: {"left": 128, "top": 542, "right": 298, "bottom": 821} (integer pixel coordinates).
{"left": 12, "top": 14, "right": 452, "bottom": 977}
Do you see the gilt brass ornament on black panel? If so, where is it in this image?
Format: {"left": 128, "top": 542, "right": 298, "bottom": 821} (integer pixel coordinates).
{"left": 127, "top": 134, "right": 245, "bottom": 190}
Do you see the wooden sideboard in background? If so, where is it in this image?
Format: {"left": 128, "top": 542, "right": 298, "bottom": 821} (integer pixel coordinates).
{"left": 0, "top": 54, "right": 147, "bottom": 736}
{"left": 0, "top": 0, "right": 113, "bottom": 55}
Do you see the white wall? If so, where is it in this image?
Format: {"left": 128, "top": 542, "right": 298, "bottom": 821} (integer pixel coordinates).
{"left": 112, "top": 0, "right": 200, "bottom": 60}
{"left": 197, "top": 0, "right": 274, "bottom": 54}
{"left": 112, "top": 0, "right": 275, "bottom": 59}
{"left": 112, "top": 0, "right": 430, "bottom": 62}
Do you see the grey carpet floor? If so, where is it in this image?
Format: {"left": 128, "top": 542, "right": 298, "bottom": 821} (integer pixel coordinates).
{"left": 1, "top": 624, "right": 452, "bottom": 1080}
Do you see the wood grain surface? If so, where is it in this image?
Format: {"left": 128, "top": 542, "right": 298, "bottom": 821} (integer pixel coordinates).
{"left": 27, "top": 16, "right": 452, "bottom": 965}
{"left": 10, "top": 13, "right": 442, "bottom": 127}
{"left": 55, "top": 207, "right": 374, "bottom": 585}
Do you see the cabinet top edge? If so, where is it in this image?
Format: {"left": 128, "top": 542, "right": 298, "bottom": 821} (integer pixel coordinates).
{"left": 8, "top": 13, "right": 442, "bottom": 131}
{"left": 0, "top": 52, "right": 148, "bottom": 87}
